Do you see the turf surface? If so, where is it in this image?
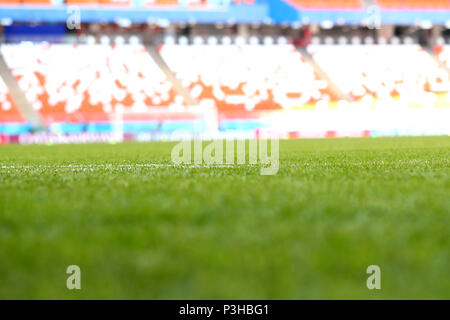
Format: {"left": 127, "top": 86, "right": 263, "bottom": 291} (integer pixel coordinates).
{"left": 0, "top": 136, "right": 449, "bottom": 299}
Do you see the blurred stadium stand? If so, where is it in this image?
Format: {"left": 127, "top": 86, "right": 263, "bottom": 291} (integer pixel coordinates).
{"left": 0, "top": 44, "right": 193, "bottom": 134}
{"left": 307, "top": 44, "right": 450, "bottom": 107}
{"left": 159, "top": 44, "right": 336, "bottom": 111}
{"left": 0, "top": 0, "right": 449, "bottom": 141}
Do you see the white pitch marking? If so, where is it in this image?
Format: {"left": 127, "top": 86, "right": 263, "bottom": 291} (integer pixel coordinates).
{"left": 0, "top": 163, "right": 240, "bottom": 170}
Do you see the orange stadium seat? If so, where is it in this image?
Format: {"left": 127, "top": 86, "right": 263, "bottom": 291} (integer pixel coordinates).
{"left": 0, "top": 0, "right": 255, "bottom": 5}
{"left": 98, "top": 0, "right": 131, "bottom": 5}
{"left": 307, "top": 44, "right": 450, "bottom": 107}
{"left": 20, "top": 0, "right": 54, "bottom": 4}
{"left": 0, "top": 77, "right": 25, "bottom": 124}
{"left": 160, "top": 44, "right": 336, "bottom": 115}
{"left": 0, "top": 44, "right": 185, "bottom": 124}
{"left": 287, "top": 0, "right": 363, "bottom": 9}
{"left": 143, "top": 0, "right": 254, "bottom": 7}
{"left": 65, "top": 0, "right": 99, "bottom": 4}
{"left": 145, "top": 0, "right": 191, "bottom": 5}
{"left": 0, "top": 0, "right": 22, "bottom": 4}
{"left": 375, "top": 0, "right": 450, "bottom": 9}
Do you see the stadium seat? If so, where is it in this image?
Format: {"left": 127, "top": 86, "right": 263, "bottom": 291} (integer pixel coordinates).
{"left": 160, "top": 44, "right": 335, "bottom": 114}
{"left": 436, "top": 45, "right": 450, "bottom": 69}
{"left": 0, "top": 44, "right": 184, "bottom": 124}
{"left": 143, "top": 0, "right": 255, "bottom": 7}
{"left": 65, "top": 0, "right": 99, "bottom": 4}
{"left": 207, "top": 36, "right": 219, "bottom": 45}
{"left": 307, "top": 44, "right": 450, "bottom": 108}
{"left": 286, "top": 0, "right": 363, "bottom": 9}
{"left": 0, "top": 0, "right": 22, "bottom": 4}
{"left": 375, "top": 0, "right": 450, "bottom": 9}
{"left": 98, "top": 0, "right": 132, "bottom": 5}
{"left": 20, "top": 0, "right": 55, "bottom": 4}
{"left": 0, "top": 76, "right": 26, "bottom": 124}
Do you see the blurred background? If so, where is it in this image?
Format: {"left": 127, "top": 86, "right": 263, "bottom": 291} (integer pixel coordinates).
{"left": 0, "top": 0, "right": 449, "bottom": 144}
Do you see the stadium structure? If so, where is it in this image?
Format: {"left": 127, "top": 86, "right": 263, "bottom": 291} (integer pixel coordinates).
{"left": 0, "top": 0, "right": 449, "bottom": 144}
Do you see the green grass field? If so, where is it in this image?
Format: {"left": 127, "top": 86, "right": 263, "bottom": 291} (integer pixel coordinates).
{"left": 0, "top": 136, "right": 449, "bottom": 299}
